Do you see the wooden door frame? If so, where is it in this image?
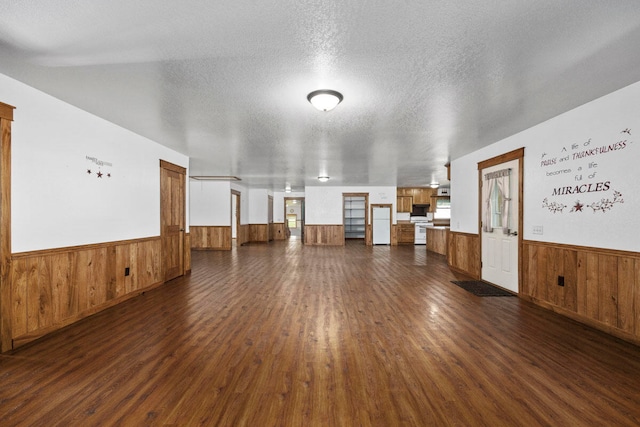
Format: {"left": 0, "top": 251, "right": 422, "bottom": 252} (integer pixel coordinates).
{"left": 0, "top": 102, "right": 14, "bottom": 352}
{"left": 160, "top": 160, "right": 186, "bottom": 281}
{"left": 477, "top": 147, "right": 525, "bottom": 292}
{"left": 343, "top": 193, "right": 369, "bottom": 244}
{"left": 231, "top": 190, "right": 241, "bottom": 243}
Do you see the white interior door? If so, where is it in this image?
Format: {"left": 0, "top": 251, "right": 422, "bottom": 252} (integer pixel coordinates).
{"left": 481, "top": 158, "right": 519, "bottom": 292}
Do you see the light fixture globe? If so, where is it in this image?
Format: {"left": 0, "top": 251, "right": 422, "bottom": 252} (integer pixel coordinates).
{"left": 307, "top": 89, "right": 343, "bottom": 112}
{"left": 317, "top": 176, "right": 330, "bottom": 182}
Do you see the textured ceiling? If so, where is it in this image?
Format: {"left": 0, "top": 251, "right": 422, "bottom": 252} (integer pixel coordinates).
{"left": 2, "top": 1, "right": 640, "bottom": 190}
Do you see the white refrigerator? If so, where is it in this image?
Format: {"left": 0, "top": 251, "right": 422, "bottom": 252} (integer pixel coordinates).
{"left": 372, "top": 206, "right": 391, "bottom": 245}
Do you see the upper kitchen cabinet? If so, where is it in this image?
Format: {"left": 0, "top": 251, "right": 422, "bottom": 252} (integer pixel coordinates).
{"left": 412, "top": 188, "right": 433, "bottom": 204}
{"left": 397, "top": 196, "right": 413, "bottom": 212}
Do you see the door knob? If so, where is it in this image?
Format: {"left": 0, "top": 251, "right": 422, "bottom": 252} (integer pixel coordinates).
{"left": 509, "top": 231, "right": 518, "bottom": 236}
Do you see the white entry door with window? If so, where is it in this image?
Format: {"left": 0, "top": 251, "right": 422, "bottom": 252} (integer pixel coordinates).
{"left": 481, "top": 158, "right": 519, "bottom": 292}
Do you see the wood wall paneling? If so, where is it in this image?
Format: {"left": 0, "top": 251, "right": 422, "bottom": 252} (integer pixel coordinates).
{"left": 391, "top": 225, "right": 398, "bottom": 246}
{"left": 238, "top": 225, "right": 250, "bottom": 246}
{"left": 190, "top": 226, "right": 232, "bottom": 250}
{"left": 9, "top": 237, "right": 163, "bottom": 349}
{"left": 271, "top": 223, "right": 287, "bottom": 241}
{"left": 184, "top": 233, "right": 191, "bottom": 272}
{"left": 304, "top": 225, "right": 345, "bottom": 246}
{"left": 447, "top": 231, "right": 480, "bottom": 279}
{"left": 521, "top": 240, "right": 640, "bottom": 344}
{"left": 249, "top": 224, "right": 269, "bottom": 243}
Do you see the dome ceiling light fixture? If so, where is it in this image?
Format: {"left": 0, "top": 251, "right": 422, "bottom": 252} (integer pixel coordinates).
{"left": 307, "top": 89, "right": 343, "bottom": 112}
{"left": 430, "top": 182, "right": 440, "bottom": 188}
{"left": 317, "top": 176, "right": 330, "bottom": 182}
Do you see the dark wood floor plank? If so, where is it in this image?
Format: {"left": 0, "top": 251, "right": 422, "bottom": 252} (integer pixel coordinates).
{"left": 1, "top": 240, "right": 640, "bottom": 426}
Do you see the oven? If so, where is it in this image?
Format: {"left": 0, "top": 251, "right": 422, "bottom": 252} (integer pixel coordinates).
{"left": 410, "top": 216, "right": 429, "bottom": 245}
{"left": 414, "top": 223, "right": 427, "bottom": 245}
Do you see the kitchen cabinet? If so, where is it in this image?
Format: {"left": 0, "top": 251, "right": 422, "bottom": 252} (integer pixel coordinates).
{"left": 397, "top": 196, "right": 413, "bottom": 213}
{"left": 412, "top": 188, "right": 433, "bottom": 204}
{"left": 397, "top": 223, "right": 415, "bottom": 244}
{"left": 397, "top": 188, "right": 413, "bottom": 196}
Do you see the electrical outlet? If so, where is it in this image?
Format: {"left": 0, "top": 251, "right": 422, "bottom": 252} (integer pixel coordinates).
{"left": 557, "top": 275, "right": 564, "bottom": 287}
{"left": 533, "top": 225, "right": 543, "bottom": 235}
{"left": 125, "top": 267, "right": 130, "bottom": 276}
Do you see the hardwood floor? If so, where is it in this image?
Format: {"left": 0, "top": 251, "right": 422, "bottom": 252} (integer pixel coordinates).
{"left": 1, "top": 240, "right": 640, "bottom": 426}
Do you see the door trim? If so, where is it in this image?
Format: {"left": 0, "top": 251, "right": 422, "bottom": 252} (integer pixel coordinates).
{"left": 343, "top": 193, "right": 369, "bottom": 244}
{"left": 477, "top": 147, "right": 524, "bottom": 292}
{"left": 0, "top": 102, "right": 14, "bottom": 352}
{"left": 232, "top": 190, "right": 241, "bottom": 244}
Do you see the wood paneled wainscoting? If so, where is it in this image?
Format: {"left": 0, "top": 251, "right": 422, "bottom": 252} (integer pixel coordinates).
{"left": 238, "top": 224, "right": 250, "bottom": 246}
{"left": 190, "top": 226, "right": 231, "bottom": 250}
{"left": 522, "top": 240, "right": 640, "bottom": 344}
{"left": 271, "top": 223, "right": 287, "bottom": 241}
{"left": 447, "top": 231, "right": 480, "bottom": 279}
{"left": 9, "top": 237, "right": 164, "bottom": 349}
{"left": 304, "top": 225, "right": 344, "bottom": 246}
{"left": 249, "top": 224, "right": 269, "bottom": 243}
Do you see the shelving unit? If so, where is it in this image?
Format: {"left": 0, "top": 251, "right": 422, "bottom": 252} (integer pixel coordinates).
{"left": 344, "top": 196, "right": 366, "bottom": 239}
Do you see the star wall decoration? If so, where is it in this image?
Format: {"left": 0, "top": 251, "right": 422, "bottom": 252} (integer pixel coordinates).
{"left": 87, "top": 169, "right": 92, "bottom": 174}
{"left": 97, "top": 171, "right": 103, "bottom": 178}
{"left": 571, "top": 201, "right": 584, "bottom": 212}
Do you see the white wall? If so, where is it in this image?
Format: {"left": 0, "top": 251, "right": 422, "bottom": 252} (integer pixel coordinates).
{"left": 305, "top": 186, "right": 396, "bottom": 225}
{"left": 451, "top": 80, "right": 640, "bottom": 252}
{"left": 248, "top": 189, "right": 269, "bottom": 224}
{"left": 189, "top": 180, "right": 231, "bottom": 226}
{"left": 3, "top": 73, "right": 189, "bottom": 253}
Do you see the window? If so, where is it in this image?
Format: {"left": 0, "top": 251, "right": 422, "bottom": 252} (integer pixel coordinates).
{"left": 433, "top": 197, "right": 451, "bottom": 219}
{"left": 287, "top": 214, "right": 297, "bottom": 229}
{"left": 490, "top": 180, "right": 503, "bottom": 228}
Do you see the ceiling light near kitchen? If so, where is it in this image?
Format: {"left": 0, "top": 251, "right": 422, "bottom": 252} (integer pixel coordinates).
{"left": 317, "top": 176, "right": 330, "bottom": 182}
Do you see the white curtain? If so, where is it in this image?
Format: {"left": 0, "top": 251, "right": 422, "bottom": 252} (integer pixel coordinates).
{"left": 482, "top": 169, "right": 511, "bottom": 234}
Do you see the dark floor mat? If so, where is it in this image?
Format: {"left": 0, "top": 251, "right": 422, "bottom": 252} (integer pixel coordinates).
{"left": 450, "top": 280, "right": 515, "bottom": 297}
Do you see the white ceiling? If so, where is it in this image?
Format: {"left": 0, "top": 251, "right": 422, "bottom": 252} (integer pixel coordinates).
{"left": 2, "top": 1, "right": 640, "bottom": 190}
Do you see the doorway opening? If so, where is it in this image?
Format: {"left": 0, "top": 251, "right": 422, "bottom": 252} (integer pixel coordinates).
{"left": 284, "top": 197, "right": 304, "bottom": 240}
{"left": 343, "top": 193, "right": 369, "bottom": 244}
{"left": 231, "top": 190, "right": 241, "bottom": 245}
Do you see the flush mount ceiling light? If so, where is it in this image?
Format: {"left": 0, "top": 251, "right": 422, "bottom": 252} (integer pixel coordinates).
{"left": 307, "top": 89, "right": 343, "bottom": 112}
{"left": 317, "top": 176, "right": 330, "bottom": 182}
{"left": 430, "top": 182, "right": 440, "bottom": 188}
